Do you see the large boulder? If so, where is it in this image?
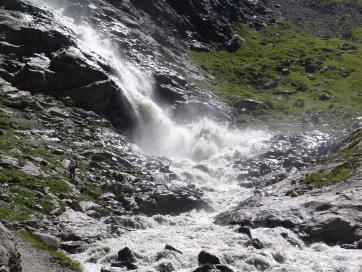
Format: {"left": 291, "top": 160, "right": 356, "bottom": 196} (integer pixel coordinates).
{"left": 135, "top": 188, "right": 212, "bottom": 216}
{"left": 112, "top": 247, "right": 137, "bottom": 270}
{"left": 32, "top": 232, "right": 60, "bottom": 250}
{"left": 0, "top": 223, "right": 22, "bottom": 272}
{"left": 48, "top": 48, "right": 107, "bottom": 90}
{"left": 194, "top": 265, "right": 234, "bottom": 272}
{"left": 198, "top": 251, "right": 220, "bottom": 265}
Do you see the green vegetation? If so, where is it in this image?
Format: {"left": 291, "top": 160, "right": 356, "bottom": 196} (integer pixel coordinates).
{"left": 190, "top": 22, "right": 362, "bottom": 123}
{"left": 0, "top": 109, "right": 70, "bottom": 220}
{"left": 307, "top": 164, "right": 353, "bottom": 187}
{"left": 352, "top": 26, "right": 362, "bottom": 42}
{"left": 80, "top": 183, "right": 103, "bottom": 199}
{"left": 0, "top": 206, "right": 28, "bottom": 221}
{"left": 0, "top": 115, "right": 12, "bottom": 129}
{"left": 306, "top": 128, "right": 362, "bottom": 187}
{"left": 19, "top": 231, "right": 82, "bottom": 272}
{"left": 0, "top": 170, "right": 68, "bottom": 220}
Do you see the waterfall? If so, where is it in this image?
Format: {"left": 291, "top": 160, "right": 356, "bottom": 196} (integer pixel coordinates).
{"left": 75, "top": 24, "right": 269, "bottom": 161}
{"left": 23, "top": 2, "right": 362, "bottom": 272}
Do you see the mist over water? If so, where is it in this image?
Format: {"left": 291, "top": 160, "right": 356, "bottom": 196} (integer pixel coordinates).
{"left": 28, "top": 1, "right": 362, "bottom": 271}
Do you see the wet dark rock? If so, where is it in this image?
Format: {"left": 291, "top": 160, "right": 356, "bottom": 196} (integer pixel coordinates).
{"left": 60, "top": 241, "right": 85, "bottom": 254}
{"left": 114, "top": 247, "right": 137, "bottom": 270}
{"left": 59, "top": 79, "right": 137, "bottom": 130}
{"left": 280, "top": 232, "right": 304, "bottom": 249}
{"left": 272, "top": 90, "right": 294, "bottom": 96}
{"left": 340, "top": 243, "right": 358, "bottom": 250}
{"left": 64, "top": 200, "right": 84, "bottom": 213}
{"left": 236, "top": 226, "right": 253, "bottom": 240}
{"left": 194, "top": 264, "right": 233, "bottom": 272}
{"left": 155, "top": 84, "right": 186, "bottom": 104}
{"left": 198, "top": 251, "right": 220, "bottom": 265}
{"left": 25, "top": 184, "right": 49, "bottom": 195}
{"left": 215, "top": 265, "right": 234, "bottom": 272}
{"left": 245, "top": 238, "right": 264, "bottom": 249}
{"left": 131, "top": 0, "right": 273, "bottom": 51}
{"left": 358, "top": 239, "right": 362, "bottom": 249}
{"left": 59, "top": 230, "right": 82, "bottom": 242}
{"left": 303, "top": 217, "right": 360, "bottom": 244}
{"left": 135, "top": 189, "right": 211, "bottom": 216}
{"left": 165, "top": 244, "right": 183, "bottom": 254}
{"left": 111, "top": 262, "right": 137, "bottom": 270}
{"left": 1, "top": 98, "right": 28, "bottom": 110}
{"left": 0, "top": 223, "right": 22, "bottom": 272}
{"left": 117, "top": 247, "right": 136, "bottom": 265}
{"left": 156, "top": 261, "right": 176, "bottom": 272}
{"left": 89, "top": 161, "right": 104, "bottom": 169}
{"left": 193, "top": 264, "right": 215, "bottom": 272}
{"left": 319, "top": 93, "right": 331, "bottom": 101}
{"left": 48, "top": 49, "right": 107, "bottom": 88}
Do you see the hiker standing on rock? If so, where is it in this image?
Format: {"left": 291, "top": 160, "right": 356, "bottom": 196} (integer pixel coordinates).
{"left": 68, "top": 159, "right": 78, "bottom": 180}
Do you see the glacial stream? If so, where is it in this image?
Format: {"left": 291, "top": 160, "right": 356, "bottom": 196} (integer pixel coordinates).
{"left": 30, "top": 1, "right": 362, "bottom": 271}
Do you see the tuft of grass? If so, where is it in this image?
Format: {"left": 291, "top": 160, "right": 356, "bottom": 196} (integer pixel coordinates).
{"left": 80, "top": 183, "right": 103, "bottom": 199}
{"left": 307, "top": 165, "right": 353, "bottom": 187}
{"left": 0, "top": 169, "right": 28, "bottom": 183}
{"left": 0, "top": 115, "right": 12, "bottom": 129}
{"left": 0, "top": 206, "right": 28, "bottom": 221}
{"left": 19, "top": 231, "right": 82, "bottom": 272}
{"left": 189, "top": 23, "right": 362, "bottom": 122}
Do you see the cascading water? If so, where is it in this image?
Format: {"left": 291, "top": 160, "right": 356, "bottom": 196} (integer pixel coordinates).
{"left": 28, "top": 1, "right": 362, "bottom": 271}
{"left": 73, "top": 23, "right": 253, "bottom": 161}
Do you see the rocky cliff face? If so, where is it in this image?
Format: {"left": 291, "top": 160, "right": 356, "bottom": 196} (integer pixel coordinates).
{"left": 0, "top": 223, "right": 21, "bottom": 272}
{"left": 129, "top": 0, "right": 274, "bottom": 51}
{"left": 0, "top": 0, "right": 274, "bottom": 132}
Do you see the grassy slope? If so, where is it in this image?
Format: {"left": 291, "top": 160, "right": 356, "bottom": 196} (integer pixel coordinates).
{"left": 190, "top": 22, "right": 362, "bottom": 124}
{"left": 0, "top": 104, "right": 103, "bottom": 221}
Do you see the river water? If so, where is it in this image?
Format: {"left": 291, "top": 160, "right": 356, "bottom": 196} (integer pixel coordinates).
{"left": 29, "top": 1, "right": 362, "bottom": 271}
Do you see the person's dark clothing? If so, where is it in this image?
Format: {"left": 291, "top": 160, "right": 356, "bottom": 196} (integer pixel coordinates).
{"left": 69, "top": 160, "right": 77, "bottom": 180}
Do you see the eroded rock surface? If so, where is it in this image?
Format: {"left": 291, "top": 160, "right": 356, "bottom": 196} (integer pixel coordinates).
{"left": 217, "top": 128, "right": 362, "bottom": 245}
{"left": 0, "top": 223, "right": 21, "bottom": 272}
